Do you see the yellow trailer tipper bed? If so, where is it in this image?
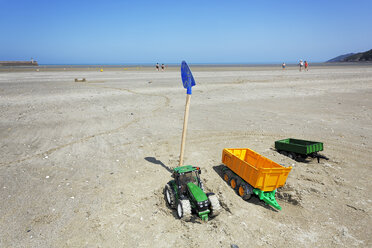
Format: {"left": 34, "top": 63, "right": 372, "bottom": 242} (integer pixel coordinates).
{"left": 221, "top": 148, "right": 292, "bottom": 210}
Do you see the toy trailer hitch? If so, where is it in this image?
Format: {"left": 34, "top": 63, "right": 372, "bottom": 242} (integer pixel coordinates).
{"left": 253, "top": 189, "right": 282, "bottom": 210}
{"left": 311, "top": 153, "right": 329, "bottom": 163}
{"left": 198, "top": 210, "right": 210, "bottom": 221}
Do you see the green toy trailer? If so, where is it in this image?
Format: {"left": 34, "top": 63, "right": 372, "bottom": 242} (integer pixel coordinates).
{"left": 275, "top": 138, "right": 328, "bottom": 163}
{"left": 164, "top": 165, "right": 221, "bottom": 221}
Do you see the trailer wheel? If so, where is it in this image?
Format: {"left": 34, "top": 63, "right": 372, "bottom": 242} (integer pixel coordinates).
{"left": 238, "top": 182, "right": 252, "bottom": 200}
{"left": 177, "top": 199, "right": 192, "bottom": 221}
{"left": 164, "top": 183, "right": 176, "bottom": 209}
{"left": 223, "top": 170, "right": 232, "bottom": 183}
{"left": 288, "top": 152, "right": 295, "bottom": 159}
{"left": 279, "top": 150, "right": 288, "bottom": 156}
{"left": 230, "top": 176, "right": 238, "bottom": 190}
{"left": 295, "top": 154, "right": 305, "bottom": 162}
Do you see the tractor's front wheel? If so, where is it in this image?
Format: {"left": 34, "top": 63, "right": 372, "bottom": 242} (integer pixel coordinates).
{"left": 177, "top": 199, "right": 192, "bottom": 221}
{"left": 208, "top": 193, "right": 221, "bottom": 217}
{"left": 164, "top": 183, "right": 176, "bottom": 209}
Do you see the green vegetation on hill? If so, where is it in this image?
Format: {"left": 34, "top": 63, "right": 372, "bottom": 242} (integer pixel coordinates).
{"left": 326, "top": 53, "right": 354, "bottom": 62}
{"left": 343, "top": 49, "right": 372, "bottom": 62}
{"left": 328, "top": 49, "right": 372, "bottom": 62}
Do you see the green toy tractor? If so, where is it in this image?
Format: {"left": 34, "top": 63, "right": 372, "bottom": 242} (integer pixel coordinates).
{"left": 164, "top": 165, "right": 221, "bottom": 221}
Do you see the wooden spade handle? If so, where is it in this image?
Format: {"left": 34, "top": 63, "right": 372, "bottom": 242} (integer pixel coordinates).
{"left": 179, "top": 94, "right": 191, "bottom": 166}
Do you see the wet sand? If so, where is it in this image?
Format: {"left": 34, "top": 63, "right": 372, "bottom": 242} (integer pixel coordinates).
{"left": 0, "top": 65, "right": 371, "bottom": 247}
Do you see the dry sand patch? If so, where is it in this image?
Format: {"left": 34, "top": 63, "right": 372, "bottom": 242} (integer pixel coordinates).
{"left": 0, "top": 66, "right": 371, "bottom": 247}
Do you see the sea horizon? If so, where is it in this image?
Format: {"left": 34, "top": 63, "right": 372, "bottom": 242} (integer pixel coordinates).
{"left": 32, "top": 61, "right": 372, "bottom": 68}
{"left": 1, "top": 61, "right": 371, "bottom": 70}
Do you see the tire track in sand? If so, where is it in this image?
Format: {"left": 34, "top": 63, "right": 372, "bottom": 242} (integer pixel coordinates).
{"left": 0, "top": 82, "right": 170, "bottom": 166}
{"left": 151, "top": 130, "right": 371, "bottom": 164}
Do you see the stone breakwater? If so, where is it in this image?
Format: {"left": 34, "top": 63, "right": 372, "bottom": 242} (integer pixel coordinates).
{"left": 0, "top": 61, "right": 38, "bottom": 66}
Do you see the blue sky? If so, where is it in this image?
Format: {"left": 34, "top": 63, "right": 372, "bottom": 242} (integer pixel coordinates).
{"left": 1, "top": 0, "right": 371, "bottom": 64}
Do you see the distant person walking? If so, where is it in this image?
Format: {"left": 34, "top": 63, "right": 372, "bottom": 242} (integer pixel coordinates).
{"left": 304, "top": 61, "right": 309, "bottom": 71}
{"left": 161, "top": 63, "right": 165, "bottom": 71}
{"left": 282, "top": 62, "right": 286, "bottom": 69}
{"left": 156, "top": 63, "right": 159, "bottom": 71}
{"left": 299, "top": 60, "right": 304, "bottom": 71}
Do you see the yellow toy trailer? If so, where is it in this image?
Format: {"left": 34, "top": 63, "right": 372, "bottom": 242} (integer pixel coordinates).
{"left": 221, "top": 148, "right": 292, "bottom": 210}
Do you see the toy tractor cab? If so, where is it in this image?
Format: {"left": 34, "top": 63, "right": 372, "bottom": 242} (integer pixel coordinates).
{"left": 164, "top": 165, "right": 221, "bottom": 221}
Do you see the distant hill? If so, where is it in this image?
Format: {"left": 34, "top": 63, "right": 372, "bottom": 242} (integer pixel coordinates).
{"left": 327, "top": 53, "right": 355, "bottom": 62}
{"left": 327, "top": 49, "right": 372, "bottom": 62}
{"left": 343, "top": 49, "right": 372, "bottom": 62}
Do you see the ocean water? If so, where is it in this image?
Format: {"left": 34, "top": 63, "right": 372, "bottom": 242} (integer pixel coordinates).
{"left": 1, "top": 62, "right": 371, "bottom": 70}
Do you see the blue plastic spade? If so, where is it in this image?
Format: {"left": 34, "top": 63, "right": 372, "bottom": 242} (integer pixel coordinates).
{"left": 181, "top": 61, "right": 196, "bottom": 95}
{"left": 179, "top": 61, "right": 196, "bottom": 166}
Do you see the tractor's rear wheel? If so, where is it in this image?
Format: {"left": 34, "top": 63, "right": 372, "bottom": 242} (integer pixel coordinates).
{"left": 177, "top": 199, "right": 192, "bottom": 221}
{"left": 208, "top": 193, "right": 221, "bottom": 217}
{"left": 164, "top": 183, "right": 176, "bottom": 209}
{"left": 238, "top": 182, "right": 252, "bottom": 200}
{"left": 199, "top": 181, "right": 205, "bottom": 192}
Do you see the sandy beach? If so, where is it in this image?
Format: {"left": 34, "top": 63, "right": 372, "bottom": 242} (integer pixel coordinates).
{"left": 0, "top": 65, "right": 371, "bottom": 247}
